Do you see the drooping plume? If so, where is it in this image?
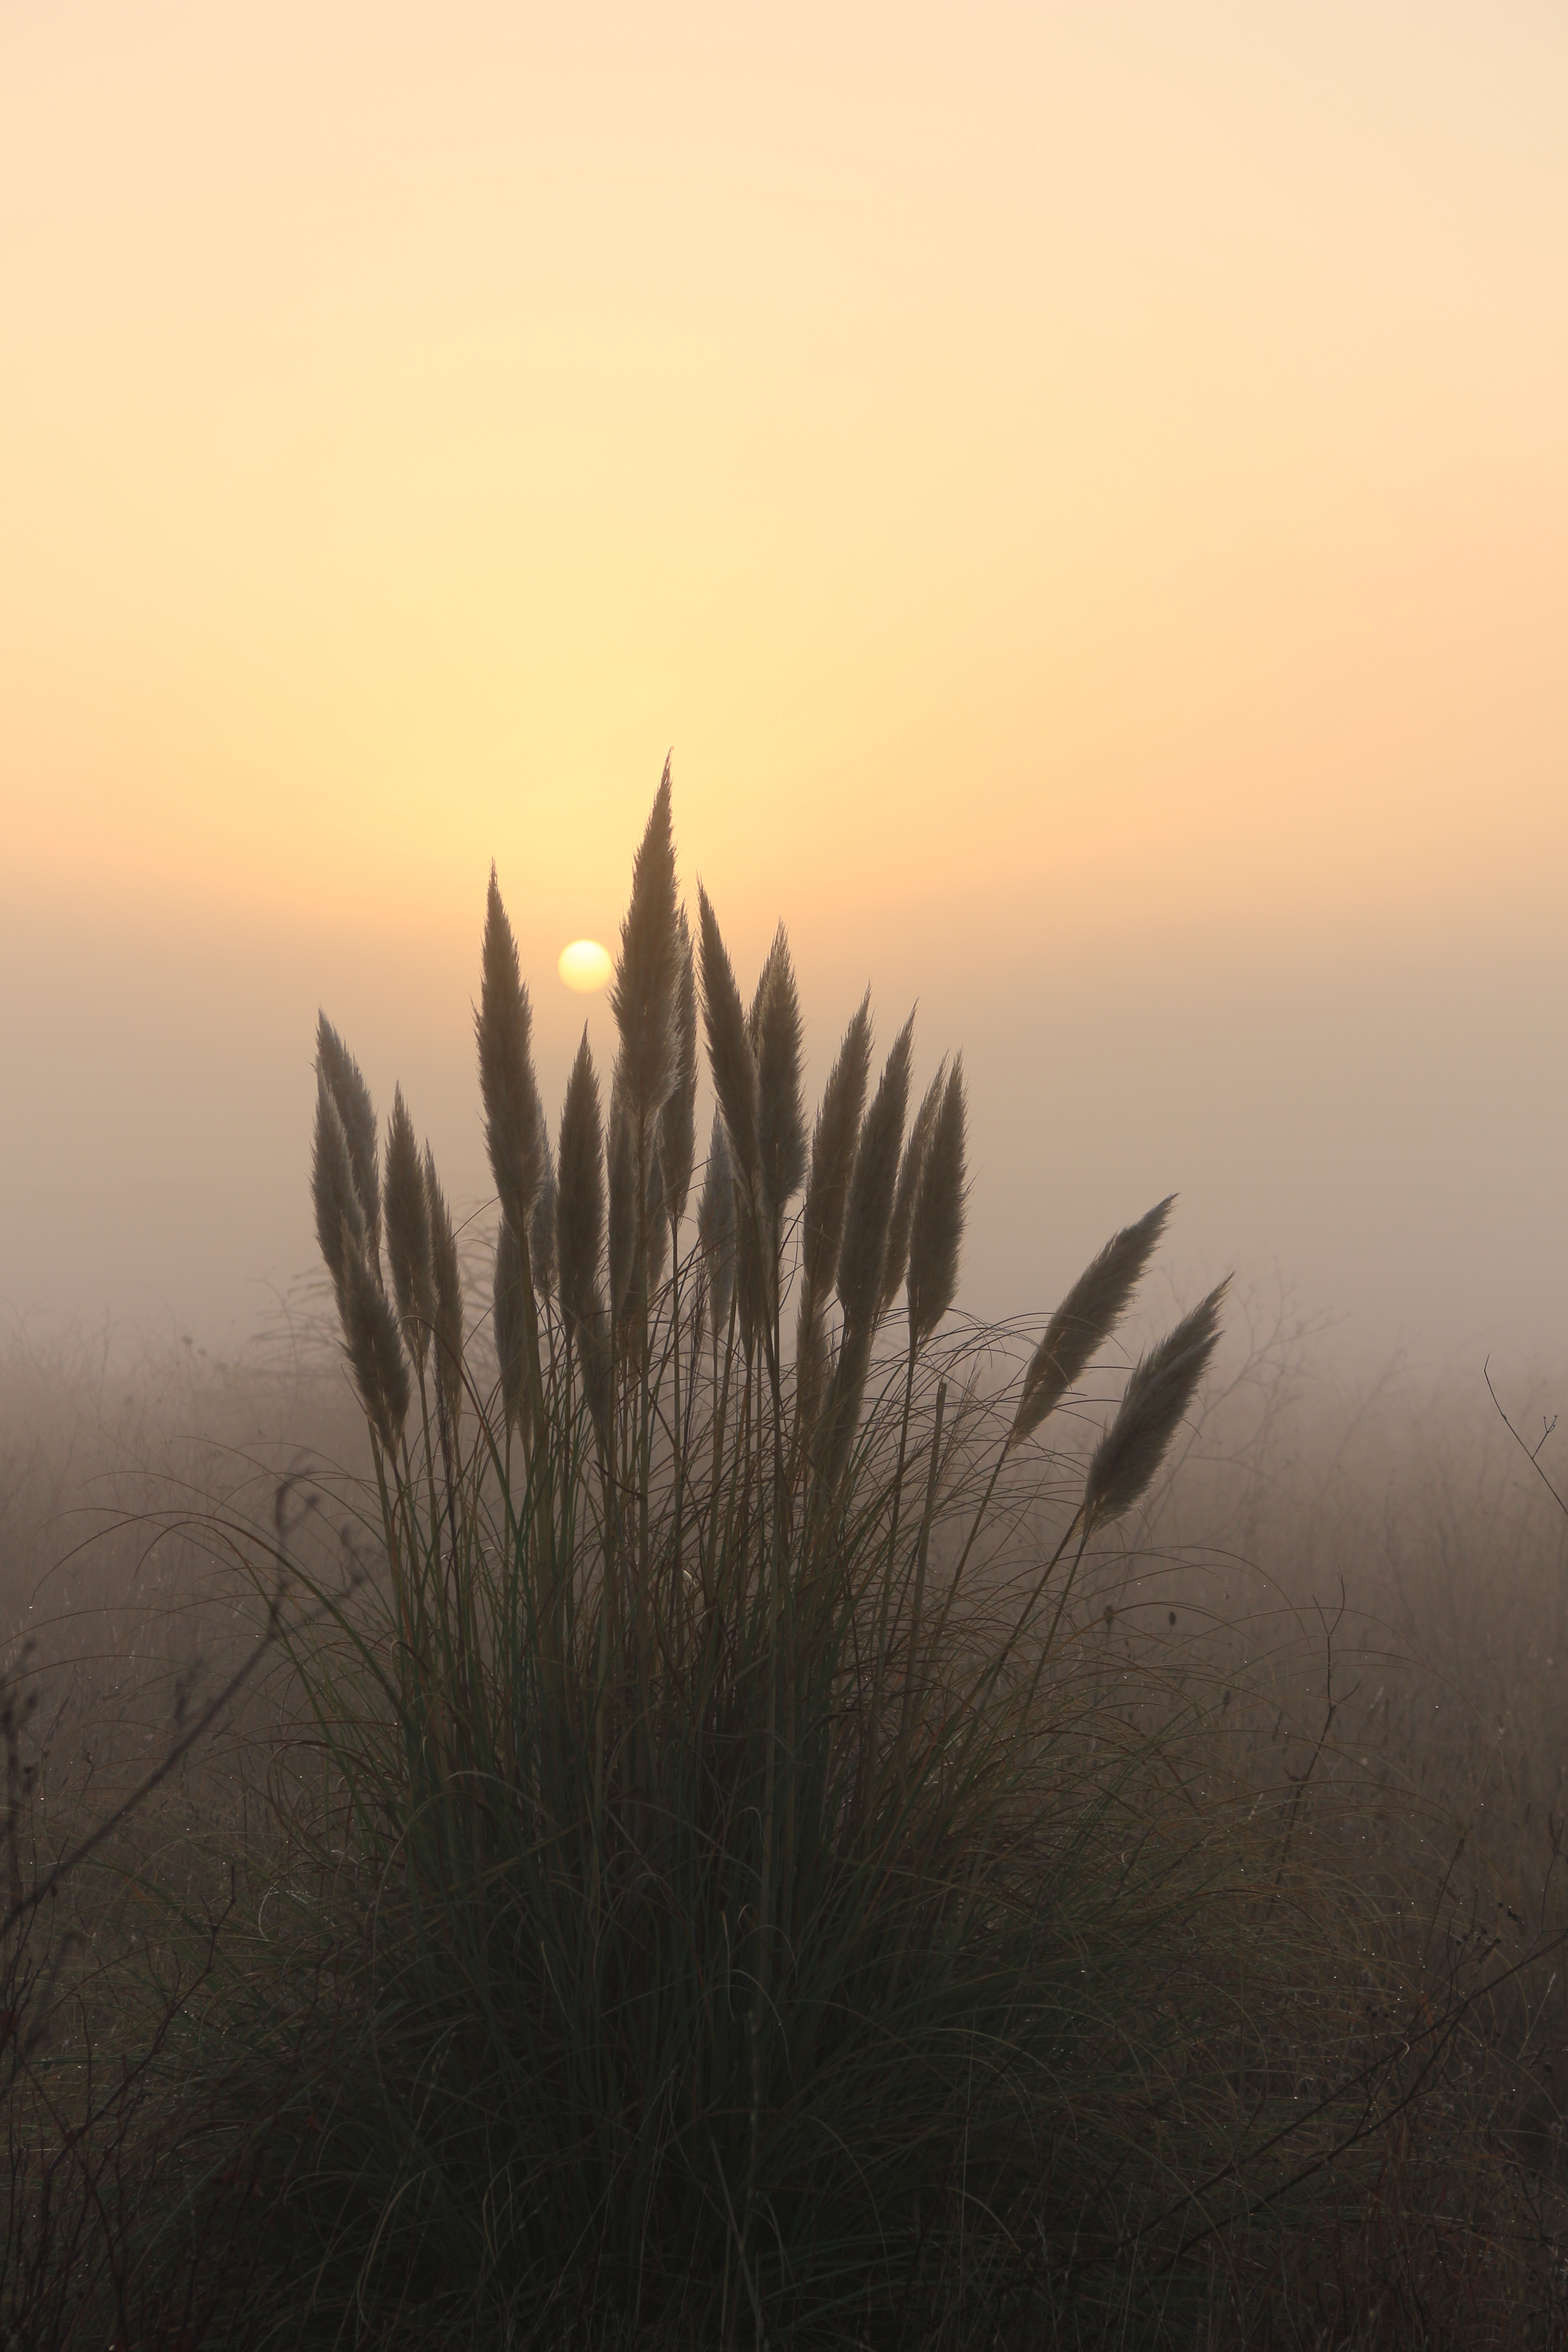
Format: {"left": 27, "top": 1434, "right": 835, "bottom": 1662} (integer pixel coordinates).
{"left": 1009, "top": 1197, "right": 1176, "bottom": 1453}
{"left": 316, "top": 1014, "right": 381, "bottom": 1270}
{"left": 610, "top": 760, "right": 681, "bottom": 1131}
{"left": 383, "top": 1084, "right": 435, "bottom": 1374}
{"left": 906, "top": 1055, "right": 967, "bottom": 1348}
{"left": 1082, "top": 1281, "right": 1229, "bottom": 1532}
{"left": 476, "top": 867, "right": 544, "bottom": 1245}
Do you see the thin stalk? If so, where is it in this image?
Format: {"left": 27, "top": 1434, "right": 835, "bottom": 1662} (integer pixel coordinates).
{"left": 946, "top": 1500, "right": 1088, "bottom": 1740}
{"left": 1019, "top": 1514, "right": 1093, "bottom": 1713}
{"left": 861, "top": 1336, "right": 919, "bottom": 1821}
{"left": 894, "top": 1377, "right": 947, "bottom": 1784}
{"left": 512, "top": 1219, "right": 558, "bottom": 1673}
{"left": 746, "top": 1213, "right": 793, "bottom": 2267}
{"left": 919, "top": 1431, "right": 1010, "bottom": 1679}
{"left": 669, "top": 1210, "right": 686, "bottom": 1602}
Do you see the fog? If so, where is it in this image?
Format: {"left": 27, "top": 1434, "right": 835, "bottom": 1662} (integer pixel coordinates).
{"left": 4, "top": 877, "right": 1564, "bottom": 1385}
{"left": 4, "top": 1, "right": 1565, "bottom": 1384}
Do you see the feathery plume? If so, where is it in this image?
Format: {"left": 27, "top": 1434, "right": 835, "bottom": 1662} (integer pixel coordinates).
{"left": 552, "top": 1043, "right": 613, "bottom": 1440}
{"left": 578, "top": 1296, "right": 614, "bottom": 1454}
{"left": 696, "top": 1112, "right": 735, "bottom": 1343}
{"left": 798, "top": 992, "right": 872, "bottom": 1311}
{"left": 425, "top": 1144, "right": 465, "bottom": 1445}
{"left": 657, "top": 905, "right": 699, "bottom": 1229}
{"left": 383, "top": 1084, "right": 434, "bottom": 1374}
{"left": 816, "top": 1014, "right": 914, "bottom": 1486}
{"left": 834, "top": 1014, "right": 915, "bottom": 1341}
{"left": 816, "top": 1320, "right": 873, "bottom": 1493}
{"left": 796, "top": 1317, "right": 831, "bottom": 1436}
{"left": 1082, "top": 1281, "right": 1229, "bottom": 1532}
{"left": 607, "top": 1079, "right": 636, "bottom": 1323}
{"left": 754, "top": 923, "right": 807, "bottom": 1231}
{"left": 733, "top": 1187, "right": 765, "bottom": 1359}
{"left": 316, "top": 1014, "right": 380, "bottom": 1269}
{"left": 529, "top": 1105, "right": 557, "bottom": 1300}
{"left": 1009, "top": 1196, "right": 1176, "bottom": 1452}
{"left": 476, "top": 867, "right": 543, "bottom": 1244}
{"left": 338, "top": 1221, "right": 409, "bottom": 1456}
{"left": 610, "top": 759, "right": 681, "bottom": 1129}
{"left": 795, "top": 991, "right": 872, "bottom": 1427}
{"left": 493, "top": 1211, "right": 528, "bottom": 1438}
{"left": 697, "top": 884, "right": 760, "bottom": 1202}
{"left": 906, "top": 1055, "right": 967, "bottom": 1348}
{"left": 555, "top": 1029, "right": 605, "bottom": 1341}
{"left": 312, "top": 1075, "right": 367, "bottom": 1303}
{"left": 881, "top": 1058, "right": 944, "bottom": 1320}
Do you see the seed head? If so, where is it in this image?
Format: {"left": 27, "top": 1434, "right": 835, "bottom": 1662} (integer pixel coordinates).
{"left": 338, "top": 1220, "right": 409, "bottom": 1455}
{"left": 316, "top": 1014, "right": 380, "bottom": 1270}
{"left": 697, "top": 884, "right": 760, "bottom": 1204}
{"left": 882, "top": 1056, "right": 944, "bottom": 1321}
{"left": 476, "top": 868, "right": 544, "bottom": 1245}
{"left": 799, "top": 991, "right": 872, "bottom": 1309}
{"left": 906, "top": 1055, "right": 967, "bottom": 1347}
{"left": 425, "top": 1144, "right": 465, "bottom": 1446}
{"left": 555, "top": 1029, "right": 605, "bottom": 1341}
{"left": 1082, "top": 1280, "right": 1229, "bottom": 1532}
{"left": 610, "top": 759, "right": 681, "bottom": 1130}
{"left": 795, "top": 991, "right": 872, "bottom": 1427}
{"left": 383, "top": 1085, "right": 435, "bottom": 1374}
{"left": 657, "top": 905, "right": 699, "bottom": 1229}
{"left": 607, "top": 1079, "right": 635, "bottom": 1323}
{"left": 529, "top": 1104, "right": 557, "bottom": 1300}
{"left": 835, "top": 1013, "right": 914, "bottom": 1343}
{"left": 696, "top": 1112, "right": 736, "bottom": 1343}
{"left": 313, "top": 1075, "right": 367, "bottom": 1305}
{"left": 1009, "top": 1197, "right": 1176, "bottom": 1452}
{"left": 754, "top": 923, "right": 807, "bottom": 1232}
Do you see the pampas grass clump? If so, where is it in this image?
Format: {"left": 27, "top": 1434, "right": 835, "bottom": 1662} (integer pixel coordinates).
{"left": 150, "top": 765, "right": 1414, "bottom": 2352}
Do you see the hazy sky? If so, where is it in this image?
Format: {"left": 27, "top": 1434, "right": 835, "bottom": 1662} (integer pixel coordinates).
{"left": 3, "top": 4, "right": 1565, "bottom": 1373}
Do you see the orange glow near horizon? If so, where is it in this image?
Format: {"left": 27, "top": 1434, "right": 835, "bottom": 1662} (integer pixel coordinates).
{"left": 2, "top": 5, "right": 1566, "bottom": 1359}
{"left": 5, "top": 5, "right": 1564, "bottom": 957}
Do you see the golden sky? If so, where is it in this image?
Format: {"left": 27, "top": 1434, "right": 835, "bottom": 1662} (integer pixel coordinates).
{"left": 3, "top": 4, "right": 1565, "bottom": 1363}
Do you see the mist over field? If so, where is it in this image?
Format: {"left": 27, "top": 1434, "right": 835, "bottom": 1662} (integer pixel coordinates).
{"left": 4, "top": 893, "right": 1565, "bottom": 1382}
{"left": 4, "top": 6, "right": 1568, "bottom": 2342}
{"left": 4, "top": 10, "right": 1563, "bottom": 1377}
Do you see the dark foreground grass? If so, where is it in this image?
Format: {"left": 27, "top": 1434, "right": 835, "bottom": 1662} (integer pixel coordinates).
{"left": 5, "top": 781, "right": 1568, "bottom": 2349}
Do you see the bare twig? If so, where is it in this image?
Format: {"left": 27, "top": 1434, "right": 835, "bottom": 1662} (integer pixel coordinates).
{"left": 1484, "top": 1357, "right": 1567, "bottom": 1517}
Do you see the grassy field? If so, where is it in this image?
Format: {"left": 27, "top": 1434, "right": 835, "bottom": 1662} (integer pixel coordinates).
{"left": 5, "top": 787, "right": 1567, "bottom": 2349}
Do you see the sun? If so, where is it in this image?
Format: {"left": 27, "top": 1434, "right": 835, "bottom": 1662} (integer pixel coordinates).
{"left": 557, "top": 939, "right": 613, "bottom": 993}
